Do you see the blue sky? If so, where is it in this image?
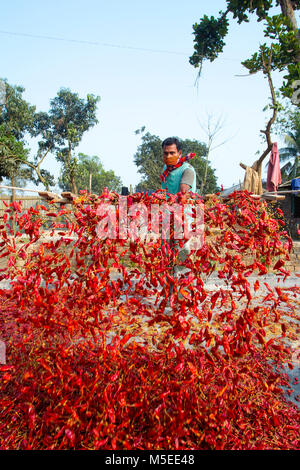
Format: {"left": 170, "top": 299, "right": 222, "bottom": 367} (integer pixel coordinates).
{"left": 0, "top": 0, "right": 288, "bottom": 191}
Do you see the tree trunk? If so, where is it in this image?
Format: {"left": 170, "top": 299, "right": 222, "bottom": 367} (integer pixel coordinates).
{"left": 240, "top": 46, "right": 278, "bottom": 195}
{"left": 201, "top": 152, "right": 210, "bottom": 196}
{"left": 293, "top": 155, "right": 299, "bottom": 178}
{"left": 279, "top": 0, "right": 298, "bottom": 31}
{"left": 11, "top": 172, "right": 16, "bottom": 203}
{"left": 11, "top": 172, "right": 16, "bottom": 234}
{"left": 35, "top": 165, "right": 49, "bottom": 190}
{"left": 279, "top": 0, "right": 300, "bottom": 61}
{"left": 70, "top": 172, "right": 77, "bottom": 195}
{"left": 67, "top": 142, "right": 77, "bottom": 195}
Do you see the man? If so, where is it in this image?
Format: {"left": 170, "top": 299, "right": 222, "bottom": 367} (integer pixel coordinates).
{"left": 160, "top": 137, "right": 197, "bottom": 284}
{"left": 160, "top": 137, "right": 196, "bottom": 194}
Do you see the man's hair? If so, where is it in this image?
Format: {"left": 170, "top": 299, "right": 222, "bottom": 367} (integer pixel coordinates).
{"left": 162, "top": 137, "right": 182, "bottom": 151}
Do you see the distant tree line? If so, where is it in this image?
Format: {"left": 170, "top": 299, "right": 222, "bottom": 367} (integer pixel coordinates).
{"left": 0, "top": 79, "right": 122, "bottom": 195}
{"left": 0, "top": 79, "right": 222, "bottom": 197}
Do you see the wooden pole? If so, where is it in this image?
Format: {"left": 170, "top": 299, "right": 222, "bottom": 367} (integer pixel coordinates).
{"left": 10, "top": 175, "right": 16, "bottom": 234}
{"left": 0, "top": 185, "right": 60, "bottom": 196}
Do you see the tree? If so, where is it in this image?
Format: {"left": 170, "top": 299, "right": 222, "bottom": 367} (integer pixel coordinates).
{"left": 134, "top": 129, "right": 163, "bottom": 192}
{"left": 0, "top": 128, "right": 29, "bottom": 180}
{"left": 0, "top": 79, "right": 55, "bottom": 190}
{"left": 49, "top": 88, "right": 100, "bottom": 194}
{"left": 27, "top": 110, "right": 56, "bottom": 189}
{"left": 0, "top": 128, "right": 31, "bottom": 200}
{"left": 0, "top": 80, "right": 35, "bottom": 198}
{"left": 59, "top": 153, "right": 122, "bottom": 194}
{"left": 196, "top": 113, "right": 229, "bottom": 194}
{"left": 0, "top": 82, "right": 101, "bottom": 193}
{"left": 278, "top": 110, "right": 300, "bottom": 179}
{"left": 274, "top": 93, "right": 300, "bottom": 133}
{"left": 264, "top": 82, "right": 300, "bottom": 180}
{"left": 133, "top": 128, "right": 218, "bottom": 194}
{"left": 189, "top": 0, "right": 300, "bottom": 102}
{"left": 231, "top": 44, "right": 286, "bottom": 194}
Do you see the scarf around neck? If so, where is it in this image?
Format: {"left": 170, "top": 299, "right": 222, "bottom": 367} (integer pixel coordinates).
{"left": 160, "top": 152, "right": 195, "bottom": 183}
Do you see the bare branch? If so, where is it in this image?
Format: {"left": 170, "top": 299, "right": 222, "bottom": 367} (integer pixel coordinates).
{"left": 196, "top": 112, "right": 229, "bottom": 194}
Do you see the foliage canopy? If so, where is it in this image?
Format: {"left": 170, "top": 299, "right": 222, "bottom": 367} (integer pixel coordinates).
{"left": 189, "top": 0, "right": 300, "bottom": 102}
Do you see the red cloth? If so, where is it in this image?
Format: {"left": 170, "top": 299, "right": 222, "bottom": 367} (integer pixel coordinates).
{"left": 267, "top": 142, "right": 281, "bottom": 192}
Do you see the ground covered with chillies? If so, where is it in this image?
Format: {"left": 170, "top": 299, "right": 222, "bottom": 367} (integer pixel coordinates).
{"left": 0, "top": 189, "right": 299, "bottom": 450}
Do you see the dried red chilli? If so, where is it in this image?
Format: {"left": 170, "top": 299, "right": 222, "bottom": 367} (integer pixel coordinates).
{"left": 0, "top": 190, "right": 299, "bottom": 450}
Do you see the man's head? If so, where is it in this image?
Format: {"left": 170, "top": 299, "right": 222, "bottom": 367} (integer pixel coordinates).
{"left": 162, "top": 137, "right": 182, "bottom": 167}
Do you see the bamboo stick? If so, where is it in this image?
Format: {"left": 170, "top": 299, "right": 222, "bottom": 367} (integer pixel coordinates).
{"left": 0, "top": 185, "right": 61, "bottom": 198}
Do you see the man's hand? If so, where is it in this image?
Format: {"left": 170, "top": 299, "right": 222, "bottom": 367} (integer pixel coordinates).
{"left": 180, "top": 183, "right": 190, "bottom": 193}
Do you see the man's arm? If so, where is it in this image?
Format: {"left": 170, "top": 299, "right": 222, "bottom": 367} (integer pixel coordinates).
{"left": 180, "top": 168, "right": 195, "bottom": 193}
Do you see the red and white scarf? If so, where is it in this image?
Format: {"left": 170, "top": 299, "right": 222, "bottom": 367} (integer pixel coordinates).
{"left": 160, "top": 153, "right": 195, "bottom": 183}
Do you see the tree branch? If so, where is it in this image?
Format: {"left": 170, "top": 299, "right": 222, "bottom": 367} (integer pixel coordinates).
{"left": 257, "top": 45, "right": 278, "bottom": 165}
{"left": 5, "top": 151, "right": 51, "bottom": 189}
{"left": 37, "top": 147, "right": 51, "bottom": 170}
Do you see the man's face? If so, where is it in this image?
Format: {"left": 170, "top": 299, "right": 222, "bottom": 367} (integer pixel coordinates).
{"left": 163, "top": 144, "right": 182, "bottom": 167}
